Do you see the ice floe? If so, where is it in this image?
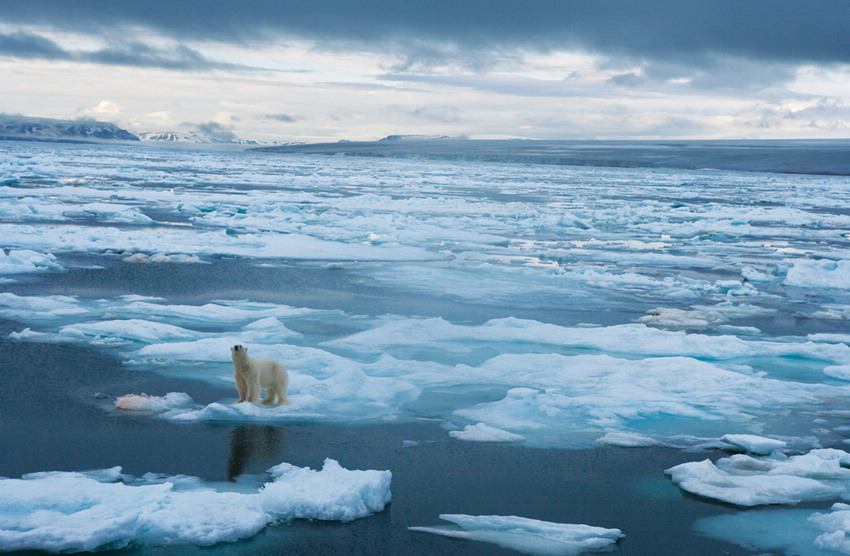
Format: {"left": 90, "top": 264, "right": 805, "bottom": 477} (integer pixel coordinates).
{"left": 720, "top": 434, "right": 788, "bottom": 455}
{"left": 5, "top": 290, "right": 850, "bottom": 446}
{"left": 666, "top": 448, "right": 850, "bottom": 506}
{"left": 786, "top": 260, "right": 850, "bottom": 290}
{"left": 0, "top": 249, "right": 64, "bottom": 275}
{"left": 114, "top": 392, "right": 195, "bottom": 411}
{"left": 0, "top": 459, "right": 391, "bottom": 552}
{"left": 409, "top": 514, "right": 623, "bottom": 555}
{"left": 449, "top": 423, "right": 525, "bottom": 443}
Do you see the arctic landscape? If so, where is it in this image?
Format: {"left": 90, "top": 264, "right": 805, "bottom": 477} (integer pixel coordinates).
{"left": 2, "top": 137, "right": 850, "bottom": 555}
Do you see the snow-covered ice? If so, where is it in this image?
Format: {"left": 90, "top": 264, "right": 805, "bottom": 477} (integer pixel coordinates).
{"left": 4, "top": 139, "right": 850, "bottom": 552}
{"left": 114, "top": 392, "right": 195, "bottom": 411}
{"left": 720, "top": 433, "right": 788, "bottom": 455}
{"left": 409, "top": 514, "right": 623, "bottom": 555}
{"left": 449, "top": 423, "right": 526, "bottom": 443}
{"left": 0, "top": 459, "right": 391, "bottom": 552}
{"left": 666, "top": 448, "right": 850, "bottom": 506}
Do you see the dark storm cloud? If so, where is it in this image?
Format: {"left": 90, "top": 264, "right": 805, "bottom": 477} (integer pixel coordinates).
{"left": 0, "top": 30, "right": 259, "bottom": 71}
{"left": 0, "top": 31, "right": 71, "bottom": 59}
{"left": 2, "top": 0, "right": 849, "bottom": 67}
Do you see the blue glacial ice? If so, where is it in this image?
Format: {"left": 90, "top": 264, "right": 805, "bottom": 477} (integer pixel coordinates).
{"left": 409, "top": 514, "right": 623, "bottom": 555}
{"left": 0, "top": 459, "right": 391, "bottom": 552}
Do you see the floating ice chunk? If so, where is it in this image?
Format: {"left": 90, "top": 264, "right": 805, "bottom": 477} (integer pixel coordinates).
{"left": 0, "top": 459, "right": 391, "bottom": 552}
{"left": 695, "top": 508, "right": 829, "bottom": 556}
{"left": 0, "top": 249, "right": 63, "bottom": 274}
{"left": 111, "top": 299, "right": 316, "bottom": 327}
{"left": 167, "top": 367, "right": 420, "bottom": 424}
{"left": 114, "top": 392, "right": 195, "bottom": 411}
{"left": 786, "top": 259, "right": 850, "bottom": 289}
{"left": 453, "top": 354, "right": 822, "bottom": 441}
{"left": 123, "top": 252, "right": 204, "bottom": 264}
{"left": 62, "top": 202, "right": 154, "bottom": 224}
{"left": 825, "top": 366, "right": 850, "bottom": 381}
{"left": 0, "top": 293, "right": 89, "bottom": 321}
{"left": 0, "top": 223, "right": 444, "bottom": 262}
{"left": 409, "top": 514, "right": 623, "bottom": 555}
{"left": 811, "top": 503, "right": 850, "bottom": 553}
{"left": 8, "top": 328, "right": 48, "bottom": 341}
{"left": 637, "top": 307, "right": 727, "bottom": 329}
{"left": 449, "top": 423, "right": 525, "bottom": 443}
{"left": 595, "top": 432, "right": 661, "bottom": 447}
{"left": 263, "top": 458, "right": 392, "bottom": 522}
{"left": 59, "top": 319, "right": 199, "bottom": 345}
{"left": 666, "top": 449, "right": 850, "bottom": 506}
{"left": 721, "top": 434, "right": 788, "bottom": 455}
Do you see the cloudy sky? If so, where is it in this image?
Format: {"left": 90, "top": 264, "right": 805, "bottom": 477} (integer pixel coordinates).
{"left": 2, "top": 1, "right": 849, "bottom": 142}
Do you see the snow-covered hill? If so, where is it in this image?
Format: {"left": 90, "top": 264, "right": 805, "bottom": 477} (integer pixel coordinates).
{"left": 0, "top": 116, "right": 139, "bottom": 142}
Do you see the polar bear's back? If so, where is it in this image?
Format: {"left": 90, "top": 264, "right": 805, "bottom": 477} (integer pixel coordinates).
{"left": 254, "top": 357, "right": 288, "bottom": 387}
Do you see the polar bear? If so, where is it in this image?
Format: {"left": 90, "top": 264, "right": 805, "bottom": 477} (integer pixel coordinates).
{"left": 230, "top": 344, "right": 289, "bottom": 406}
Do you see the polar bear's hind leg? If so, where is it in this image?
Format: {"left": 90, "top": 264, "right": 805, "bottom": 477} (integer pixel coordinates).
{"left": 274, "top": 385, "right": 289, "bottom": 406}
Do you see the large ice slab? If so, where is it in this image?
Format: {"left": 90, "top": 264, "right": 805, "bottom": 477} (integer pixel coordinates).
{"left": 666, "top": 449, "right": 850, "bottom": 506}
{"left": 409, "top": 514, "right": 623, "bottom": 555}
{"left": 0, "top": 459, "right": 391, "bottom": 552}
{"left": 0, "top": 249, "right": 63, "bottom": 275}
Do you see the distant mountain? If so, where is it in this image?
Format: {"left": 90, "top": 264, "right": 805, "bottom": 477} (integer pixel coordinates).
{"left": 378, "top": 134, "right": 454, "bottom": 142}
{"left": 0, "top": 116, "right": 139, "bottom": 142}
{"left": 138, "top": 131, "right": 263, "bottom": 146}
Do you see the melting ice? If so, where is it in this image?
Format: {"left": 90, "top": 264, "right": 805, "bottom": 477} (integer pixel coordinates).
{"left": 3, "top": 140, "right": 850, "bottom": 552}
{"left": 410, "top": 514, "right": 623, "bottom": 555}
{"left": 0, "top": 459, "right": 391, "bottom": 552}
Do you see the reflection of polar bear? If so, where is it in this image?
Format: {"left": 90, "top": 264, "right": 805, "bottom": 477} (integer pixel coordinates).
{"left": 230, "top": 345, "right": 289, "bottom": 406}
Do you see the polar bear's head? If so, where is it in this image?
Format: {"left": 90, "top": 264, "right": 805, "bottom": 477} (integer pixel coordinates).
{"left": 231, "top": 344, "right": 248, "bottom": 360}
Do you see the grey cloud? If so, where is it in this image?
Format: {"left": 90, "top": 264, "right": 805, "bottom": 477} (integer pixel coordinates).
{"left": 391, "top": 104, "right": 462, "bottom": 124}
{"left": 2, "top": 1, "right": 849, "bottom": 67}
{"left": 194, "top": 122, "right": 238, "bottom": 142}
{"left": 0, "top": 30, "right": 269, "bottom": 72}
{"left": 0, "top": 31, "right": 70, "bottom": 59}
{"left": 263, "top": 114, "right": 299, "bottom": 123}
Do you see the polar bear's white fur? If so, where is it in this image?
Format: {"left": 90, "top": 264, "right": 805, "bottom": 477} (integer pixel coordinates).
{"left": 230, "top": 344, "right": 289, "bottom": 406}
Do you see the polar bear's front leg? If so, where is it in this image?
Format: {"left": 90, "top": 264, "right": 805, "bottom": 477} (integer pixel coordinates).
{"left": 247, "top": 377, "right": 261, "bottom": 403}
{"left": 235, "top": 373, "right": 248, "bottom": 402}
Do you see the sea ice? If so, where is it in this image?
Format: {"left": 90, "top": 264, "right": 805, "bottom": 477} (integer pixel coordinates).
{"left": 637, "top": 307, "right": 727, "bottom": 329}
{"left": 786, "top": 260, "right": 850, "bottom": 290}
{"left": 114, "top": 392, "right": 195, "bottom": 411}
{"left": 695, "top": 509, "right": 833, "bottom": 556}
{"left": 409, "top": 514, "right": 623, "bottom": 555}
{"left": 595, "top": 432, "right": 661, "bottom": 448}
{"left": 0, "top": 249, "right": 63, "bottom": 274}
{"left": 720, "top": 434, "right": 788, "bottom": 455}
{"left": 667, "top": 448, "right": 850, "bottom": 506}
{"left": 449, "top": 423, "right": 525, "bottom": 443}
{"left": 0, "top": 459, "right": 391, "bottom": 552}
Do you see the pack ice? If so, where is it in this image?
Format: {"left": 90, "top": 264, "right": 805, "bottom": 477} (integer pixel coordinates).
{"left": 0, "top": 459, "right": 391, "bottom": 552}
{"left": 410, "top": 514, "right": 623, "bottom": 555}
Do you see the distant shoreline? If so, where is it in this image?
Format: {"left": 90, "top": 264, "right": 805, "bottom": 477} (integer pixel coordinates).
{"left": 253, "top": 138, "right": 850, "bottom": 176}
